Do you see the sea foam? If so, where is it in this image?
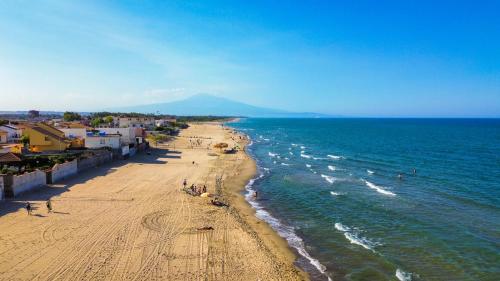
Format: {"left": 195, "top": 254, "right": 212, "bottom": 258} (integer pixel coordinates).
{"left": 321, "top": 174, "right": 335, "bottom": 184}
{"left": 268, "top": 152, "right": 278, "bottom": 157}
{"left": 300, "top": 153, "right": 312, "bottom": 159}
{"left": 334, "top": 222, "right": 350, "bottom": 232}
{"left": 335, "top": 222, "right": 379, "bottom": 251}
{"left": 396, "top": 268, "right": 413, "bottom": 281}
{"left": 363, "top": 179, "right": 396, "bottom": 196}
{"left": 328, "top": 165, "right": 336, "bottom": 171}
{"left": 244, "top": 171, "right": 332, "bottom": 281}
{"left": 327, "top": 155, "right": 343, "bottom": 160}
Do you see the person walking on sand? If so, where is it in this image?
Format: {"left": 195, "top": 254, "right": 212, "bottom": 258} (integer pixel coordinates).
{"left": 183, "top": 179, "right": 187, "bottom": 189}
{"left": 26, "top": 202, "right": 32, "bottom": 216}
{"left": 46, "top": 199, "right": 52, "bottom": 213}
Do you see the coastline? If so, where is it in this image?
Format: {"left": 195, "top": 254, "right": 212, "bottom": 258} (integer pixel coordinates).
{"left": 226, "top": 123, "right": 334, "bottom": 281}
{"left": 0, "top": 121, "right": 307, "bottom": 280}
{"left": 222, "top": 126, "right": 309, "bottom": 280}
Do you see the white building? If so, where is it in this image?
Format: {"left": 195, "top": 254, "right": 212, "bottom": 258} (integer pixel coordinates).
{"left": 118, "top": 117, "right": 155, "bottom": 129}
{"left": 155, "top": 118, "right": 176, "bottom": 127}
{"left": 85, "top": 134, "right": 121, "bottom": 149}
{"left": 60, "top": 128, "right": 87, "bottom": 139}
{"left": 97, "top": 127, "right": 136, "bottom": 145}
{"left": 0, "top": 125, "right": 23, "bottom": 142}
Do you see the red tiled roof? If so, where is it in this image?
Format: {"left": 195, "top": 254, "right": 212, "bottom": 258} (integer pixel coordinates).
{"left": 0, "top": 152, "right": 22, "bottom": 163}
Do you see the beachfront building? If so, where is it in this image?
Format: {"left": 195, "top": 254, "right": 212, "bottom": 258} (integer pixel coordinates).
{"left": 0, "top": 125, "right": 23, "bottom": 143}
{"left": 155, "top": 118, "right": 176, "bottom": 127}
{"left": 59, "top": 128, "right": 87, "bottom": 139}
{"left": 118, "top": 117, "right": 155, "bottom": 129}
{"left": 97, "top": 127, "right": 136, "bottom": 145}
{"left": 0, "top": 130, "right": 7, "bottom": 144}
{"left": 23, "top": 123, "right": 71, "bottom": 152}
{"left": 85, "top": 133, "right": 121, "bottom": 149}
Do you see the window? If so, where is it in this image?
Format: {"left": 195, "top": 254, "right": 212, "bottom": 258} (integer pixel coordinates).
{"left": 44, "top": 136, "right": 49, "bottom": 141}
{"left": 100, "top": 139, "right": 105, "bottom": 145}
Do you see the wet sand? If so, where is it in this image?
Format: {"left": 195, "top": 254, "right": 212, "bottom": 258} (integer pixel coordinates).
{"left": 0, "top": 122, "right": 307, "bottom": 280}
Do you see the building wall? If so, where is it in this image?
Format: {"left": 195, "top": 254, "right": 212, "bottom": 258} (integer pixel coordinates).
{"left": 129, "top": 147, "right": 137, "bottom": 157}
{"left": 119, "top": 117, "right": 155, "bottom": 128}
{"left": 121, "top": 145, "right": 130, "bottom": 156}
{"left": 0, "top": 177, "right": 4, "bottom": 200}
{"left": 85, "top": 136, "right": 121, "bottom": 149}
{"left": 60, "top": 128, "right": 87, "bottom": 138}
{"left": 11, "top": 170, "right": 46, "bottom": 197}
{"left": 0, "top": 133, "right": 7, "bottom": 143}
{"left": 77, "top": 151, "right": 113, "bottom": 172}
{"left": 0, "top": 126, "right": 21, "bottom": 141}
{"left": 98, "top": 127, "right": 135, "bottom": 144}
{"left": 52, "top": 160, "right": 78, "bottom": 183}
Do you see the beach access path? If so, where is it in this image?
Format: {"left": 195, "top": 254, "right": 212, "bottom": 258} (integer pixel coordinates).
{"left": 0, "top": 123, "right": 305, "bottom": 281}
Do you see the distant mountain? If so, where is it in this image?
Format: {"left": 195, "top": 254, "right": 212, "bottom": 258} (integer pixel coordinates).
{"left": 108, "top": 94, "right": 332, "bottom": 118}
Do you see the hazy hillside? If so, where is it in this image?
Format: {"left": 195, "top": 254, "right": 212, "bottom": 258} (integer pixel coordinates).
{"left": 108, "top": 94, "right": 330, "bottom": 118}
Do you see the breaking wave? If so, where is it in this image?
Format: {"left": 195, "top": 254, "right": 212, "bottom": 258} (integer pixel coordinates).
{"left": 363, "top": 179, "right": 396, "bottom": 196}
{"left": 244, "top": 170, "right": 332, "bottom": 281}
{"left": 300, "top": 153, "right": 312, "bottom": 159}
{"left": 396, "top": 268, "right": 413, "bottom": 281}
{"left": 321, "top": 174, "right": 335, "bottom": 184}
{"left": 327, "top": 155, "right": 343, "bottom": 160}
{"left": 335, "top": 222, "right": 379, "bottom": 251}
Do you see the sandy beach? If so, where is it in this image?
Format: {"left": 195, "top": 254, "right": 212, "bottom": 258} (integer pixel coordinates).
{"left": 0, "top": 122, "right": 306, "bottom": 281}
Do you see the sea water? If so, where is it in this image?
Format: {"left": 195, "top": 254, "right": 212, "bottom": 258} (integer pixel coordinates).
{"left": 230, "top": 118, "right": 500, "bottom": 281}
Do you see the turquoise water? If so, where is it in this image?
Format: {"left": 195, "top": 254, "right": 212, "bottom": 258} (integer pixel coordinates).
{"left": 230, "top": 118, "right": 500, "bottom": 281}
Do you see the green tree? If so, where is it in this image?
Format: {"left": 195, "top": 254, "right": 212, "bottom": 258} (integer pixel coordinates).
{"left": 104, "top": 116, "right": 114, "bottom": 125}
{"left": 90, "top": 118, "right": 103, "bottom": 128}
{"left": 63, "top": 111, "right": 82, "bottom": 122}
{"left": 20, "top": 135, "right": 30, "bottom": 147}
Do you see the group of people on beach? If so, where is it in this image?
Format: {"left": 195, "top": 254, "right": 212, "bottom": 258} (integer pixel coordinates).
{"left": 25, "top": 199, "right": 52, "bottom": 216}
{"left": 188, "top": 137, "right": 212, "bottom": 150}
{"left": 182, "top": 178, "right": 229, "bottom": 207}
{"left": 182, "top": 179, "right": 207, "bottom": 196}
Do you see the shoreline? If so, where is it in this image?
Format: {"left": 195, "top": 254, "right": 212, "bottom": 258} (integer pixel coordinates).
{"left": 221, "top": 129, "right": 309, "bottom": 280}
{"left": 0, "top": 121, "right": 307, "bottom": 280}
{"left": 225, "top": 123, "right": 332, "bottom": 281}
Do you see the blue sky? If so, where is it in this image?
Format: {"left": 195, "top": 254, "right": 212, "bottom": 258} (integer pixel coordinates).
{"left": 0, "top": 0, "right": 499, "bottom": 117}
